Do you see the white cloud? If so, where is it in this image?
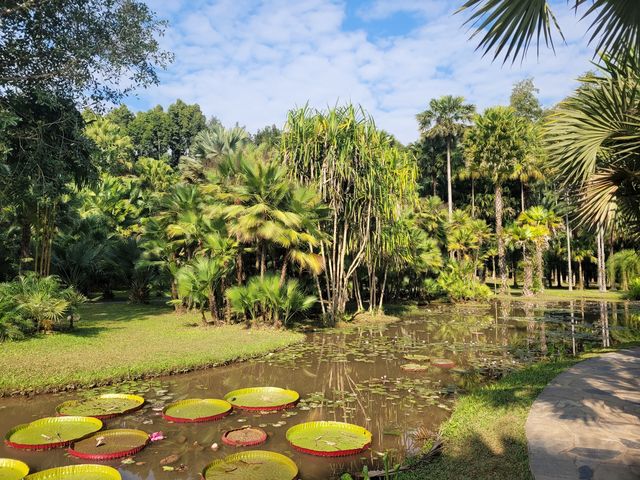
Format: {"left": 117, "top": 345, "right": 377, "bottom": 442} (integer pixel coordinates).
{"left": 130, "top": 0, "right": 593, "bottom": 144}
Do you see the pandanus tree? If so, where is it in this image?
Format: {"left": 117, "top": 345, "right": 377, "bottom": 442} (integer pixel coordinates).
{"left": 282, "top": 105, "right": 418, "bottom": 322}
{"left": 417, "top": 96, "right": 476, "bottom": 220}
{"left": 462, "top": 107, "right": 531, "bottom": 293}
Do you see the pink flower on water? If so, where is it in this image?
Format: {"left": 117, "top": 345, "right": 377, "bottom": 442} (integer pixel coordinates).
{"left": 149, "top": 431, "right": 165, "bottom": 442}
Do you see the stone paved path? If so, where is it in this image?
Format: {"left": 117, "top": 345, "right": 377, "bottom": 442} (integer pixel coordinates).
{"left": 526, "top": 348, "right": 640, "bottom": 480}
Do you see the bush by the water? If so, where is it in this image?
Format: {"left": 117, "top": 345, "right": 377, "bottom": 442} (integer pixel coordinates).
{"left": 626, "top": 278, "right": 640, "bottom": 300}
{"left": 0, "top": 273, "right": 86, "bottom": 341}
{"left": 423, "top": 262, "right": 492, "bottom": 302}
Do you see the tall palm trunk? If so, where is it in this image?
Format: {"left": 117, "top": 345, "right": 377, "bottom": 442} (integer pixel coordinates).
{"left": 446, "top": 138, "right": 453, "bottom": 220}
{"left": 522, "top": 245, "right": 533, "bottom": 297}
{"left": 471, "top": 177, "right": 475, "bottom": 218}
{"left": 597, "top": 227, "right": 607, "bottom": 292}
{"left": 565, "top": 213, "right": 573, "bottom": 291}
{"left": 534, "top": 243, "right": 544, "bottom": 293}
{"left": 578, "top": 261, "right": 584, "bottom": 290}
{"left": 495, "top": 184, "right": 508, "bottom": 294}
{"left": 520, "top": 180, "right": 525, "bottom": 213}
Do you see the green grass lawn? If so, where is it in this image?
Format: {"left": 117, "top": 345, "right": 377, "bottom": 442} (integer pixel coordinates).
{"left": 491, "top": 285, "right": 624, "bottom": 302}
{"left": 400, "top": 345, "right": 637, "bottom": 480}
{"left": 0, "top": 302, "right": 304, "bottom": 395}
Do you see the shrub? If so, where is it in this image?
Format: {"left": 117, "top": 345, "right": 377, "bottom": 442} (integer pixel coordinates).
{"left": 429, "top": 261, "right": 493, "bottom": 302}
{"left": 626, "top": 278, "right": 640, "bottom": 300}
{"left": 0, "top": 273, "right": 86, "bottom": 339}
{"left": 226, "top": 275, "right": 316, "bottom": 327}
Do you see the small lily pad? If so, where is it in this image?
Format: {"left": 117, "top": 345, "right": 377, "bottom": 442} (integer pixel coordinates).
{"left": 403, "top": 354, "right": 430, "bottom": 362}
{"left": 400, "top": 363, "right": 429, "bottom": 372}
{"left": 162, "top": 399, "right": 231, "bottom": 423}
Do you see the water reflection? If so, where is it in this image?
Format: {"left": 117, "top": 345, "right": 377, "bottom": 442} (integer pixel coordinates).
{"left": 0, "top": 300, "right": 638, "bottom": 480}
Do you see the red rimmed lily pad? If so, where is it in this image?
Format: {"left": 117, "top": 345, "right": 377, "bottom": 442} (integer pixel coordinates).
{"left": 56, "top": 394, "right": 145, "bottom": 419}
{"left": 5, "top": 417, "right": 102, "bottom": 450}
{"left": 0, "top": 458, "right": 29, "bottom": 480}
{"left": 25, "top": 465, "right": 121, "bottom": 480}
{"left": 431, "top": 358, "right": 456, "bottom": 369}
{"left": 221, "top": 427, "right": 267, "bottom": 447}
{"left": 162, "top": 399, "right": 231, "bottom": 423}
{"left": 224, "top": 387, "right": 299, "bottom": 411}
{"left": 202, "top": 450, "right": 297, "bottom": 480}
{"left": 68, "top": 429, "right": 149, "bottom": 460}
{"left": 286, "top": 421, "right": 372, "bottom": 457}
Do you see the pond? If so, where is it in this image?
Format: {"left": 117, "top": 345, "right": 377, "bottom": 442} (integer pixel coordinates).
{"left": 1, "top": 300, "right": 638, "bottom": 479}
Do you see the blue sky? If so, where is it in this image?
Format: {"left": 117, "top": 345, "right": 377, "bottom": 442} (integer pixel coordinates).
{"left": 129, "top": 0, "right": 593, "bottom": 144}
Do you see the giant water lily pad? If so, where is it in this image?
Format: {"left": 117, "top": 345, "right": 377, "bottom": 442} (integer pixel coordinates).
{"left": 202, "top": 451, "right": 297, "bottom": 480}
{"left": 400, "top": 363, "right": 429, "bottom": 372}
{"left": 403, "top": 354, "right": 430, "bottom": 362}
{"left": 0, "top": 458, "right": 29, "bottom": 480}
{"left": 68, "top": 429, "right": 149, "bottom": 460}
{"left": 25, "top": 465, "right": 120, "bottom": 480}
{"left": 5, "top": 417, "right": 102, "bottom": 450}
{"left": 56, "top": 394, "right": 144, "bottom": 419}
{"left": 162, "top": 398, "right": 232, "bottom": 422}
{"left": 224, "top": 387, "right": 299, "bottom": 411}
{"left": 286, "top": 421, "right": 372, "bottom": 457}
{"left": 431, "top": 358, "right": 456, "bottom": 369}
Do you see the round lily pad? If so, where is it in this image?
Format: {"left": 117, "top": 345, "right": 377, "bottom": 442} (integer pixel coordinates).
{"left": 400, "top": 363, "right": 429, "bottom": 372}
{"left": 224, "top": 387, "right": 299, "bottom": 411}
{"left": 25, "top": 465, "right": 121, "bottom": 480}
{"left": 5, "top": 417, "right": 103, "bottom": 450}
{"left": 56, "top": 394, "right": 145, "bottom": 419}
{"left": 162, "top": 398, "right": 232, "bottom": 422}
{"left": 222, "top": 427, "right": 267, "bottom": 447}
{"left": 403, "top": 354, "right": 430, "bottom": 362}
{"left": 286, "top": 421, "right": 372, "bottom": 457}
{"left": 432, "top": 358, "right": 456, "bottom": 369}
{"left": 0, "top": 458, "right": 29, "bottom": 480}
{"left": 68, "top": 429, "right": 149, "bottom": 460}
{"left": 202, "top": 450, "right": 297, "bottom": 480}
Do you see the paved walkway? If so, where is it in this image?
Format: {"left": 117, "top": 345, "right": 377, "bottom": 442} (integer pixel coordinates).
{"left": 526, "top": 348, "right": 640, "bottom": 480}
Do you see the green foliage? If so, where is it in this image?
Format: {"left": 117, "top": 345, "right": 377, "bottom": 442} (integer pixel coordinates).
{"left": 0, "top": 0, "right": 172, "bottom": 102}
{"left": 128, "top": 105, "right": 172, "bottom": 159}
{"left": 607, "top": 250, "right": 640, "bottom": 290}
{"left": 458, "top": 0, "right": 640, "bottom": 64}
{"left": 626, "top": 278, "right": 640, "bottom": 300}
{"left": 509, "top": 78, "right": 544, "bottom": 122}
{"left": 167, "top": 99, "right": 206, "bottom": 165}
{"left": 429, "top": 261, "right": 493, "bottom": 302}
{"left": 226, "top": 275, "right": 316, "bottom": 327}
{"left": 0, "top": 273, "right": 85, "bottom": 339}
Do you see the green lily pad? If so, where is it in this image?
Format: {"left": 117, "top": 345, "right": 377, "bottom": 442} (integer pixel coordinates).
{"left": 162, "top": 398, "right": 232, "bottom": 422}
{"left": 202, "top": 450, "right": 298, "bottom": 480}
{"left": 56, "top": 394, "right": 144, "bottom": 419}
{"left": 0, "top": 458, "right": 29, "bottom": 480}
{"left": 400, "top": 363, "right": 429, "bottom": 372}
{"left": 286, "top": 421, "right": 372, "bottom": 456}
{"left": 403, "top": 354, "right": 430, "bottom": 362}
{"left": 224, "top": 387, "right": 299, "bottom": 411}
{"left": 69, "top": 429, "right": 149, "bottom": 460}
{"left": 5, "top": 417, "right": 102, "bottom": 450}
{"left": 25, "top": 465, "right": 120, "bottom": 480}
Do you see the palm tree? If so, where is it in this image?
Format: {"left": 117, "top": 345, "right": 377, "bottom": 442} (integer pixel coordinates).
{"left": 457, "top": 160, "right": 483, "bottom": 217}
{"left": 458, "top": 0, "right": 640, "bottom": 65}
{"left": 510, "top": 150, "right": 545, "bottom": 213}
{"left": 573, "top": 247, "right": 596, "bottom": 289}
{"left": 505, "top": 223, "right": 535, "bottom": 296}
{"left": 417, "top": 96, "right": 476, "bottom": 220}
{"left": 191, "top": 124, "right": 249, "bottom": 168}
{"left": 462, "top": 106, "right": 530, "bottom": 293}
{"left": 519, "top": 206, "right": 563, "bottom": 292}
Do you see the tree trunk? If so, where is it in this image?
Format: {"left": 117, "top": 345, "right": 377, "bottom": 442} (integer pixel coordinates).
{"left": 236, "top": 253, "right": 244, "bottom": 285}
{"left": 446, "top": 138, "right": 453, "bottom": 220}
{"left": 471, "top": 178, "right": 475, "bottom": 218}
{"left": 534, "top": 243, "right": 544, "bottom": 293}
{"left": 520, "top": 180, "right": 525, "bottom": 213}
{"left": 279, "top": 251, "right": 290, "bottom": 287}
{"left": 209, "top": 290, "right": 219, "bottom": 325}
{"left": 579, "top": 261, "right": 584, "bottom": 290}
{"left": 597, "top": 227, "right": 607, "bottom": 292}
{"left": 565, "top": 214, "right": 573, "bottom": 291}
{"left": 19, "top": 218, "right": 31, "bottom": 273}
{"left": 495, "top": 184, "right": 508, "bottom": 294}
{"left": 378, "top": 266, "right": 388, "bottom": 311}
{"left": 522, "top": 246, "right": 533, "bottom": 297}
{"left": 260, "top": 242, "right": 266, "bottom": 279}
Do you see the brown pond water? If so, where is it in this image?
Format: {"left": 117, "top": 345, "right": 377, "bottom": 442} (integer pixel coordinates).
{"left": 1, "top": 300, "right": 638, "bottom": 479}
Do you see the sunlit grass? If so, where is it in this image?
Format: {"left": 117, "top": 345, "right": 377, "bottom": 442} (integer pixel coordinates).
{"left": 0, "top": 302, "right": 304, "bottom": 395}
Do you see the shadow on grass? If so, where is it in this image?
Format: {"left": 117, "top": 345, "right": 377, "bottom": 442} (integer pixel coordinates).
{"left": 400, "top": 433, "right": 532, "bottom": 480}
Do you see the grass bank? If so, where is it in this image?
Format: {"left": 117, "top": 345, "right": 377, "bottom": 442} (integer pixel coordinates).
{"left": 0, "top": 302, "right": 304, "bottom": 396}
{"left": 493, "top": 285, "right": 624, "bottom": 303}
{"left": 400, "top": 345, "right": 636, "bottom": 480}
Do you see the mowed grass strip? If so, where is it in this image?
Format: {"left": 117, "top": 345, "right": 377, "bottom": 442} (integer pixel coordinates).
{"left": 0, "top": 302, "right": 304, "bottom": 395}
{"left": 400, "top": 347, "right": 634, "bottom": 480}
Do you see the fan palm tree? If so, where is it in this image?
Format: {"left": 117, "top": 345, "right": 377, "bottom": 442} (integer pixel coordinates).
{"left": 505, "top": 223, "right": 535, "bottom": 296}
{"left": 458, "top": 0, "right": 640, "bottom": 65}
{"left": 573, "top": 247, "right": 596, "bottom": 289}
{"left": 191, "top": 124, "right": 249, "bottom": 168}
{"left": 417, "top": 96, "right": 476, "bottom": 220}
{"left": 510, "top": 150, "right": 545, "bottom": 213}
{"left": 519, "top": 206, "right": 563, "bottom": 292}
